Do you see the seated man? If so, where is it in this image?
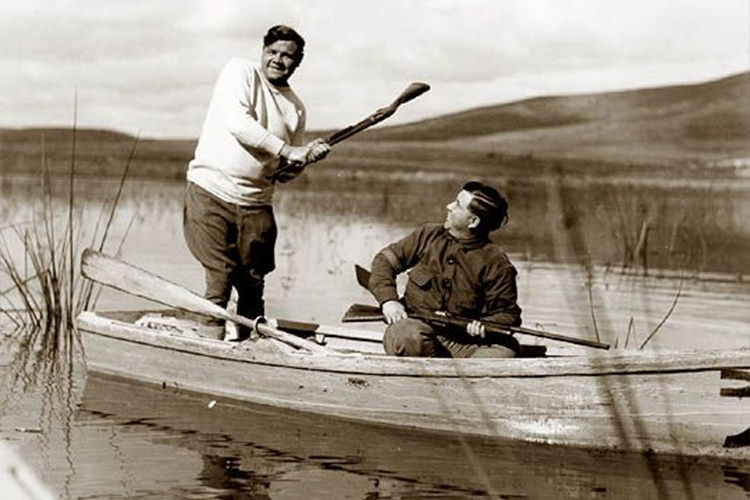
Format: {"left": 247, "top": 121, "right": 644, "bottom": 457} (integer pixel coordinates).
{"left": 368, "top": 180, "right": 522, "bottom": 358}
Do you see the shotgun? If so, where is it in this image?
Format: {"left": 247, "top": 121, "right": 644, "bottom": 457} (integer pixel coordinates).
{"left": 351, "top": 264, "right": 610, "bottom": 350}
{"left": 342, "top": 303, "right": 610, "bottom": 350}
{"left": 268, "top": 82, "right": 430, "bottom": 181}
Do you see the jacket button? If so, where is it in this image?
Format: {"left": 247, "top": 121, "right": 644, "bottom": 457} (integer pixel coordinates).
{"left": 447, "top": 257, "right": 455, "bottom": 265}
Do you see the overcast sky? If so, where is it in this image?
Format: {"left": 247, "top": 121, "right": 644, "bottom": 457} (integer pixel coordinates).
{"left": 2, "top": 1, "right": 748, "bottom": 139}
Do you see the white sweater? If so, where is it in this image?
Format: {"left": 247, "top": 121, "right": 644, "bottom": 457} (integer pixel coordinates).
{"left": 187, "top": 58, "right": 307, "bottom": 206}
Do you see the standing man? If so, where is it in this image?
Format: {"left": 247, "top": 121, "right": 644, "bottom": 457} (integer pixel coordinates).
{"left": 184, "top": 25, "right": 330, "bottom": 339}
{"left": 368, "top": 181, "right": 522, "bottom": 357}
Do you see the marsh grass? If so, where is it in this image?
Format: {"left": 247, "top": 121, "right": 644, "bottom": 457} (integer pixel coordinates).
{"left": 0, "top": 127, "right": 138, "bottom": 392}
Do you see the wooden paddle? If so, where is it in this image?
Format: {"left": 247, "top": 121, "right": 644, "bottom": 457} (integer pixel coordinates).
{"left": 351, "top": 265, "right": 610, "bottom": 350}
{"left": 80, "top": 249, "right": 329, "bottom": 353}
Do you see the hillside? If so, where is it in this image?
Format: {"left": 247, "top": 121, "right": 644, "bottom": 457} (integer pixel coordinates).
{"left": 0, "top": 71, "right": 747, "bottom": 180}
{"left": 0, "top": 128, "right": 195, "bottom": 180}
{"left": 331, "top": 71, "right": 750, "bottom": 170}
{"left": 351, "top": 72, "right": 750, "bottom": 142}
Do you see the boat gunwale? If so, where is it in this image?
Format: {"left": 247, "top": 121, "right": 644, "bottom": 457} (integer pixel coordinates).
{"left": 77, "top": 311, "right": 750, "bottom": 378}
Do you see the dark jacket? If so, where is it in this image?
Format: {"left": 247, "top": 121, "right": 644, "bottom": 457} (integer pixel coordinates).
{"left": 369, "top": 223, "right": 522, "bottom": 327}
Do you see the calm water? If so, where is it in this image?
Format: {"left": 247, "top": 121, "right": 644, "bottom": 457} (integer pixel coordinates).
{"left": 1, "top": 175, "right": 749, "bottom": 499}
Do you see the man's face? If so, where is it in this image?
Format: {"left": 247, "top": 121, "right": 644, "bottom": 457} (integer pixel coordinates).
{"left": 444, "top": 190, "right": 478, "bottom": 235}
{"left": 261, "top": 40, "right": 300, "bottom": 85}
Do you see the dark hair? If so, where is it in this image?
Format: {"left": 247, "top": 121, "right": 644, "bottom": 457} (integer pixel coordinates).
{"left": 462, "top": 180, "right": 508, "bottom": 234}
{"left": 263, "top": 25, "right": 305, "bottom": 62}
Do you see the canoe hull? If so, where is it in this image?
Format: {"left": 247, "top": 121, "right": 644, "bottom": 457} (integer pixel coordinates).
{"left": 77, "top": 311, "right": 750, "bottom": 459}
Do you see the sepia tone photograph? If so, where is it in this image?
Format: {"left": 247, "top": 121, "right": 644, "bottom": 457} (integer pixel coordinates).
{"left": 1, "top": 1, "right": 749, "bottom": 498}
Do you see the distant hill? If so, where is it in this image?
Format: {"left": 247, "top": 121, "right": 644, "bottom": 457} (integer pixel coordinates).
{"left": 345, "top": 72, "right": 750, "bottom": 141}
{"left": 0, "top": 127, "right": 195, "bottom": 180}
{"left": 329, "top": 71, "right": 749, "bottom": 169}
{"left": 1, "top": 71, "right": 747, "bottom": 180}
{"left": 0, "top": 128, "right": 135, "bottom": 143}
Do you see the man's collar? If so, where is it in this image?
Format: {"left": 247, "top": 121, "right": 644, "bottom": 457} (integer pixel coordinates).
{"left": 442, "top": 227, "right": 488, "bottom": 250}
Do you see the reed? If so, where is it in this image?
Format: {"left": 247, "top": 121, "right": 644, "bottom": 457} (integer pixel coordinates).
{"left": 0, "top": 125, "right": 138, "bottom": 389}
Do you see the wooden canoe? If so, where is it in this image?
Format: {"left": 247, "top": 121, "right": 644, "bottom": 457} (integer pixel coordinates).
{"left": 76, "top": 309, "right": 750, "bottom": 459}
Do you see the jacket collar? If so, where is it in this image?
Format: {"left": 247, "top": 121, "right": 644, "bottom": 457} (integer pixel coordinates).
{"left": 441, "top": 227, "right": 489, "bottom": 250}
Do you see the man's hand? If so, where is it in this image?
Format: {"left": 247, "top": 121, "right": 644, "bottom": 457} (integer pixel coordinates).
{"left": 466, "top": 320, "right": 486, "bottom": 339}
{"left": 280, "top": 139, "right": 330, "bottom": 166}
{"left": 274, "top": 139, "right": 330, "bottom": 182}
{"left": 305, "top": 138, "right": 330, "bottom": 164}
{"left": 279, "top": 144, "right": 309, "bottom": 166}
{"left": 381, "top": 300, "right": 408, "bottom": 325}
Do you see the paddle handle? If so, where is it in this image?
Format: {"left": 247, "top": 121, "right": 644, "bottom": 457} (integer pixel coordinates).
{"left": 223, "top": 312, "right": 329, "bottom": 352}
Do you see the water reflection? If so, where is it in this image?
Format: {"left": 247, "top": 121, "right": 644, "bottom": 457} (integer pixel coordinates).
{"left": 724, "top": 466, "right": 750, "bottom": 492}
{"left": 0, "top": 337, "right": 83, "bottom": 500}
{"left": 77, "top": 374, "right": 494, "bottom": 498}
{"left": 74, "top": 373, "right": 750, "bottom": 500}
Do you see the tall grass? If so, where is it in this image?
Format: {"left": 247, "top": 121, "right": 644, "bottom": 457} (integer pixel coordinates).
{"left": 0, "top": 125, "right": 138, "bottom": 390}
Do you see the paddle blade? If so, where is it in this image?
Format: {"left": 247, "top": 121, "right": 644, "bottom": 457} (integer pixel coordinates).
{"left": 80, "top": 248, "right": 230, "bottom": 321}
{"left": 80, "top": 249, "right": 329, "bottom": 353}
{"left": 394, "top": 82, "right": 430, "bottom": 105}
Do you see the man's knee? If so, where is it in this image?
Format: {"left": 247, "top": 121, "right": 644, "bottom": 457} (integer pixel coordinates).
{"left": 383, "top": 318, "right": 439, "bottom": 357}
